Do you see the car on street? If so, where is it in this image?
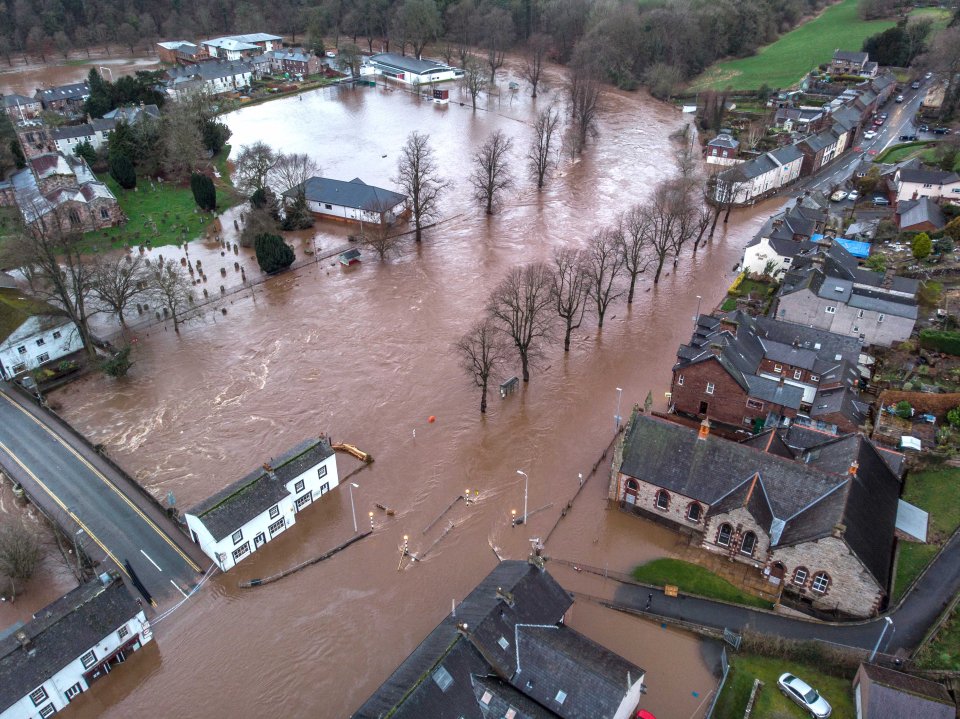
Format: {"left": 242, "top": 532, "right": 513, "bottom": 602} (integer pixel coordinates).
{"left": 895, "top": 95, "right": 904, "bottom": 103}
{"left": 848, "top": 190, "right": 859, "bottom": 201}
{"left": 899, "top": 134, "right": 917, "bottom": 141}
{"left": 925, "top": 72, "right": 933, "bottom": 80}
{"left": 873, "top": 196, "right": 891, "bottom": 206}
{"left": 830, "top": 190, "right": 848, "bottom": 202}
{"left": 778, "top": 673, "right": 832, "bottom": 718}
{"left": 873, "top": 117, "right": 884, "bottom": 126}
{"left": 919, "top": 124, "right": 930, "bottom": 133}
{"left": 863, "top": 130, "right": 878, "bottom": 140}
{"left": 911, "top": 81, "right": 921, "bottom": 89}
{"left": 933, "top": 127, "right": 952, "bottom": 135}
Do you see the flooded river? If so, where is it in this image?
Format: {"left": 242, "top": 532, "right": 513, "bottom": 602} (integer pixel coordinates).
{"left": 50, "top": 68, "right": 779, "bottom": 718}
{"left": 0, "top": 56, "right": 161, "bottom": 97}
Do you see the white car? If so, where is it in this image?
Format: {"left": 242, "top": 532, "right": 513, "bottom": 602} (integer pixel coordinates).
{"left": 830, "top": 190, "right": 848, "bottom": 202}
{"left": 778, "top": 673, "right": 832, "bottom": 718}
{"left": 863, "top": 130, "right": 878, "bottom": 140}
{"left": 847, "top": 190, "right": 859, "bottom": 201}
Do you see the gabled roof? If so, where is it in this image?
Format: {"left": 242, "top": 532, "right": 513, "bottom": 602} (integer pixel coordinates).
{"left": 897, "top": 198, "right": 946, "bottom": 230}
{"left": 165, "top": 60, "right": 253, "bottom": 83}
{"left": 897, "top": 168, "right": 960, "bottom": 186}
{"left": 833, "top": 50, "right": 868, "bottom": 64}
{"left": 35, "top": 82, "right": 90, "bottom": 102}
{"left": 103, "top": 104, "right": 161, "bottom": 123}
{"left": 0, "top": 575, "right": 141, "bottom": 713}
{"left": 768, "top": 144, "right": 804, "bottom": 165}
{"left": 2, "top": 94, "right": 38, "bottom": 108}
{"left": 187, "top": 437, "right": 334, "bottom": 540}
{"left": 708, "top": 133, "right": 739, "bottom": 150}
{"left": 369, "top": 53, "right": 458, "bottom": 76}
{"left": 0, "top": 287, "right": 70, "bottom": 342}
{"left": 855, "top": 664, "right": 954, "bottom": 719}
{"left": 289, "top": 176, "right": 407, "bottom": 213}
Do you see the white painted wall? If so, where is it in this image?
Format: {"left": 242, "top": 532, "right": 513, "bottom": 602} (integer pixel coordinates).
{"left": 742, "top": 237, "right": 794, "bottom": 278}
{"left": 0, "top": 316, "right": 83, "bottom": 379}
{"left": 305, "top": 199, "right": 406, "bottom": 225}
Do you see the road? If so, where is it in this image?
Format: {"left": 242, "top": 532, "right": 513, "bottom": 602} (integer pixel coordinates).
{"left": 0, "top": 383, "right": 204, "bottom": 605}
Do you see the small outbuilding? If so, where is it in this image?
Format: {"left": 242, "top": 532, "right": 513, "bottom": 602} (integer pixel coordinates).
{"left": 853, "top": 663, "right": 954, "bottom": 719}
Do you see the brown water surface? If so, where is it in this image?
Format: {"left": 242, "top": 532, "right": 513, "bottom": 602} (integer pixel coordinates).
{"left": 0, "top": 57, "right": 160, "bottom": 97}
{"left": 51, "top": 71, "right": 780, "bottom": 718}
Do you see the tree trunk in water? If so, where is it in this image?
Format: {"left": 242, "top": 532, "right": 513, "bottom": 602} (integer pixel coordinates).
{"left": 723, "top": 202, "right": 733, "bottom": 223}
{"left": 597, "top": 307, "right": 605, "bottom": 328}
{"left": 173, "top": 313, "right": 180, "bottom": 333}
{"left": 627, "top": 274, "right": 638, "bottom": 304}
{"left": 486, "top": 194, "right": 492, "bottom": 214}
{"left": 710, "top": 207, "right": 721, "bottom": 236}
{"left": 520, "top": 351, "right": 529, "bottom": 382}
{"left": 563, "top": 322, "right": 572, "bottom": 351}
{"left": 653, "top": 257, "right": 666, "bottom": 284}
{"left": 415, "top": 217, "right": 422, "bottom": 242}
{"left": 480, "top": 381, "right": 487, "bottom": 413}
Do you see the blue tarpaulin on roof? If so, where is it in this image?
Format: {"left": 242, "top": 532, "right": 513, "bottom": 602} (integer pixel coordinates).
{"left": 835, "top": 237, "right": 870, "bottom": 258}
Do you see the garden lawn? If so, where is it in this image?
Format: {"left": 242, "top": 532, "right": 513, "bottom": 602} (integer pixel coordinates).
{"left": 690, "top": 0, "right": 896, "bottom": 91}
{"left": 902, "top": 468, "right": 960, "bottom": 541}
{"left": 892, "top": 541, "right": 938, "bottom": 604}
{"left": 916, "top": 604, "right": 960, "bottom": 670}
{"left": 632, "top": 559, "right": 773, "bottom": 609}
{"left": 713, "top": 654, "right": 854, "bottom": 719}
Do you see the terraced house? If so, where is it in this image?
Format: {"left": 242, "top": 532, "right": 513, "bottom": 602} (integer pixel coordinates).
{"left": 610, "top": 414, "right": 903, "bottom": 618}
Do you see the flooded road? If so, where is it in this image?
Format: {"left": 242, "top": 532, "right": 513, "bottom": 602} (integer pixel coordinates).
{"left": 0, "top": 56, "right": 160, "bottom": 97}
{"left": 51, "top": 69, "right": 779, "bottom": 718}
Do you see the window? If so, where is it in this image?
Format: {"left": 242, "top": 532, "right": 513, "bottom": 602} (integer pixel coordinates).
{"left": 36, "top": 337, "right": 45, "bottom": 346}
{"left": 295, "top": 492, "right": 313, "bottom": 510}
{"left": 793, "top": 567, "right": 808, "bottom": 586}
{"left": 39, "top": 705, "right": 56, "bottom": 718}
{"left": 17, "top": 345, "right": 26, "bottom": 354}
{"left": 65, "top": 682, "right": 82, "bottom": 700}
{"left": 68, "top": 209, "right": 81, "bottom": 227}
{"left": 294, "top": 479, "right": 305, "bottom": 493}
{"left": 746, "top": 398, "right": 763, "bottom": 410}
{"left": 773, "top": 364, "right": 782, "bottom": 373}
{"left": 30, "top": 687, "right": 49, "bottom": 706}
{"left": 319, "top": 482, "right": 330, "bottom": 495}
{"left": 100, "top": 207, "right": 110, "bottom": 219}
{"left": 324, "top": 203, "right": 333, "bottom": 210}
{"left": 810, "top": 374, "right": 819, "bottom": 382}
{"left": 118, "top": 625, "right": 129, "bottom": 640}
{"left": 497, "top": 636, "right": 510, "bottom": 650}
{"left": 812, "top": 572, "right": 830, "bottom": 593}
{"left": 52, "top": 331, "right": 61, "bottom": 339}
{"left": 705, "top": 382, "right": 715, "bottom": 395}
{"left": 317, "top": 465, "right": 328, "bottom": 479}
{"left": 268, "top": 518, "right": 285, "bottom": 535}
{"left": 232, "top": 542, "right": 250, "bottom": 561}
{"left": 231, "top": 529, "right": 243, "bottom": 545}
{"left": 686, "top": 502, "right": 702, "bottom": 522}
{"left": 269, "top": 504, "right": 280, "bottom": 519}
{"left": 740, "top": 531, "right": 757, "bottom": 556}
{"left": 37, "top": 353, "right": 49, "bottom": 363}
{"left": 793, "top": 369, "right": 802, "bottom": 380}
{"left": 878, "top": 314, "right": 885, "bottom": 323}
{"left": 783, "top": 258, "right": 791, "bottom": 264}
{"left": 825, "top": 306, "right": 837, "bottom": 314}
{"left": 12, "top": 363, "right": 26, "bottom": 374}
{"left": 717, "top": 523, "right": 732, "bottom": 546}
{"left": 655, "top": 490, "right": 669, "bottom": 510}
{"left": 923, "top": 183, "right": 933, "bottom": 189}
{"left": 81, "top": 650, "right": 97, "bottom": 669}
{"left": 677, "top": 374, "right": 684, "bottom": 387}
{"left": 555, "top": 690, "right": 567, "bottom": 705}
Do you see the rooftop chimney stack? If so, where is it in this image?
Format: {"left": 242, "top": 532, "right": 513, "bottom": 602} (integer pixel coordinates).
{"left": 698, "top": 419, "right": 711, "bottom": 441}
{"left": 848, "top": 460, "right": 859, "bottom": 477}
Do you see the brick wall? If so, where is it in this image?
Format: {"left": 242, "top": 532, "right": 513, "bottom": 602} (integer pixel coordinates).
{"left": 672, "top": 361, "right": 797, "bottom": 428}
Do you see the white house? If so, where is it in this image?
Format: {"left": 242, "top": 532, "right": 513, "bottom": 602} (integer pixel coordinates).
{"left": 49, "top": 118, "right": 115, "bottom": 154}
{"left": 0, "top": 288, "right": 84, "bottom": 380}
{"left": 0, "top": 573, "right": 152, "bottom": 719}
{"left": 202, "top": 33, "right": 282, "bottom": 60}
{"left": 367, "top": 53, "right": 463, "bottom": 85}
{"left": 185, "top": 437, "right": 340, "bottom": 571}
{"left": 164, "top": 61, "right": 253, "bottom": 98}
{"left": 893, "top": 168, "right": 960, "bottom": 203}
{"left": 285, "top": 176, "right": 408, "bottom": 226}
{"left": 714, "top": 144, "right": 804, "bottom": 205}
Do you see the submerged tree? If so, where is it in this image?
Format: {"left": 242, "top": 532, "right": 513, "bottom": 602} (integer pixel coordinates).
{"left": 550, "top": 247, "right": 590, "bottom": 351}
{"left": 487, "top": 263, "right": 554, "bottom": 382}
{"left": 0, "top": 522, "right": 40, "bottom": 602}
{"left": 150, "top": 260, "right": 194, "bottom": 332}
{"left": 394, "top": 131, "right": 446, "bottom": 242}
{"left": 461, "top": 54, "right": 488, "bottom": 110}
{"left": 90, "top": 254, "right": 149, "bottom": 328}
{"left": 584, "top": 228, "right": 625, "bottom": 328}
{"left": 470, "top": 130, "right": 513, "bottom": 215}
{"left": 455, "top": 317, "right": 506, "bottom": 413}
{"left": 617, "top": 204, "right": 651, "bottom": 304}
{"left": 234, "top": 141, "right": 278, "bottom": 197}
{"left": 254, "top": 233, "right": 296, "bottom": 273}
{"left": 528, "top": 105, "right": 561, "bottom": 189}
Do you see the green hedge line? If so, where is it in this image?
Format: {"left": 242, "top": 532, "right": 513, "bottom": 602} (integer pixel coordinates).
{"left": 920, "top": 329, "right": 960, "bottom": 355}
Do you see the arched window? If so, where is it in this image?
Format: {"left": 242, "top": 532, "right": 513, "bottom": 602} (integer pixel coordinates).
{"left": 740, "top": 531, "right": 757, "bottom": 556}
{"left": 655, "top": 490, "right": 670, "bottom": 510}
{"left": 716, "top": 523, "right": 732, "bottom": 546}
{"left": 68, "top": 209, "right": 81, "bottom": 227}
{"left": 811, "top": 572, "right": 830, "bottom": 594}
{"left": 626, "top": 479, "right": 639, "bottom": 491}
{"left": 793, "top": 567, "right": 809, "bottom": 586}
{"left": 686, "top": 502, "right": 702, "bottom": 523}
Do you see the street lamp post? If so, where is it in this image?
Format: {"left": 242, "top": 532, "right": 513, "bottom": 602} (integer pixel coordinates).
{"left": 348, "top": 482, "right": 360, "bottom": 533}
{"left": 869, "top": 617, "right": 893, "bottom": 662}
{"left": 517, "top": 470, "right": 528, "bottom": 524}
{"left": 693, "top": 295, "right": 702, "bottom": 326}
{"left": 615, "top": 387, "right": 623, "bottom": 432}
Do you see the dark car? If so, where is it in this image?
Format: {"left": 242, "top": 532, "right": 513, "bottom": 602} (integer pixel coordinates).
{"left": 933, "top": 127, "right": 952, "bottom": 135}
{"left": 899, "top": 134, "right": 917, "bottom": 141}
{"left": 911, "top": 81, "right": 921, "bottom": 89}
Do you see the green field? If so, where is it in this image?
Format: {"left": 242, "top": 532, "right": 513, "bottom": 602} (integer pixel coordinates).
{"left": 892, "top": 541, "right": 939, "bottom": 603}
{"left": 632, "top": 559, "right": 773, "bottom": 609}
{"left": 902, "top": 468, "right": 960, "bottom": 541}
{"left": 713, "top": 654, "right": 855, "bottom": 719}
{"left": 690, "top": 0, "right": 897, "bottom": 91}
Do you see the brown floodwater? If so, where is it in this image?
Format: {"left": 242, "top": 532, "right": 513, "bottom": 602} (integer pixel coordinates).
{"left": 48, "top": 66, "right": 781, "bottom": 718}
{"left": 0, "top": 56, "right": 160, "bottom": 97}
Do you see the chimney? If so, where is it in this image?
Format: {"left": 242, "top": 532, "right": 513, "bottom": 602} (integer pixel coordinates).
{"left": 456, "top": 622, "right": 470, "bottom": 637}
{"left": 262, "top": 462, "right": 276, "bottom": 480}
{"left": 15, "top": 630, "right": 30, "bottom": 650}
{"left": 833, "top": 522, "right": 847, "bottom": 538}
{"left": 848, "top": 460, "right": 859, "bottom": 477}
{"left": 698, "top": 419, "right": 710, "bottom": 440}
{"left": 495, "top": 587, "right": 515, "bottom": 607}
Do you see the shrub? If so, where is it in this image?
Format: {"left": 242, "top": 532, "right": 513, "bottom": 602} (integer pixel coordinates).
{"left": 109, "top": 154, "right": 136, "bottom": 189}
{"left": 190, "top": 172, "right": 216, "bottom": 211}
{"left": 948, "top": 406, "right": 960, "bottom": 428}
{"left": 913, "top": 232, "right": 932, "bottom": 260}
{"left": 254, "top": 233, "right": 295, "bottom": 274}
{"left": 920, "top": 329, "right": 960, "bottom": 356}
{"left": 100, "top": 346, "right": 133, "bottom": 378}
{"left": 895, "top": 400, "right": 913, "bottom": 419}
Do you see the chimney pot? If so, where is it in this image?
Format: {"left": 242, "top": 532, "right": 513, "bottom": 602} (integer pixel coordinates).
{"left": 698, "top": 419, "right": 711, "bottom": 440}
{"left": 848, "top": 460, "right": 859, "bottom": 477}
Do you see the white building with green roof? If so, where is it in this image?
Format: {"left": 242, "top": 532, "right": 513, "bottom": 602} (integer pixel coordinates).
{"left": 0, "top": 287, "right": 82, "bottom": 380}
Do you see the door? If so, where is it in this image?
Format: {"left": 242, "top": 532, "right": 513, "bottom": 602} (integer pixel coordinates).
{"left": 699, "top": 401, "right": 709, "bottom": 415}
{"left": 254, "top": 532, "right": 266, "bottom": 549}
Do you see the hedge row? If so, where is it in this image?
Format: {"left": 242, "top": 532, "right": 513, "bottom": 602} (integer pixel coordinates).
{"left": 919, "top": 329, "right": 960, "bottom": 356}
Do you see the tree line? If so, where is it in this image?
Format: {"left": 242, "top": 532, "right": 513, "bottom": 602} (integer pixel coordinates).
{"left": 2, "top": 0, "right": 833, "bottom": 99}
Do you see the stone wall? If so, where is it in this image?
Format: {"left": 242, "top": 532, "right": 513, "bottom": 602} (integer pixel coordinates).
{"left": 617, "top": 473, "right": 708, "bottom": 532}
{"left": 702, "top": 506, "right": 771, "bottom": 566}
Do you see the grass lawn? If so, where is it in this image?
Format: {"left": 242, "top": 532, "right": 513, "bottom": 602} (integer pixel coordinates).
{"left": 690, "top": 0, "right": 896, "bottom": 91}
{"left": 916, "top": 604, "right": 960, "bottom": 670}
{"left": 902, "top": 468, "right": 960, "bottom": 541}
{"left": 910, "top": 6, "right": 953, "bottom": 32}
{"left": 891, "top": 541, "right": 939, "bottom": 603}
{"left": 874, "top": 141, "right": 939, "bottom": 164}
{"left": 713, "top": 654, "right": 854, "bottom": 719}
{"left": 632, "top": 559, "right": 773, "bottom": 609}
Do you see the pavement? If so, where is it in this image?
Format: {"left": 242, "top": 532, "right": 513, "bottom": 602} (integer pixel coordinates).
{"left": 0, "top": 382, "right": 205, "bottom": 606}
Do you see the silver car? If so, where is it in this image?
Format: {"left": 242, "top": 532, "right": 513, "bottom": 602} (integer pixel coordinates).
{"left": 778, "top": 673, "right": 832, "bottom": 718}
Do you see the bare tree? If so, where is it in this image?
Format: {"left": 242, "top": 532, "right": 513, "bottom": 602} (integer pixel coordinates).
{"left": 0, "top": 522, "right": 41, "bottom": 601}
{"left": 566, "top": 56, "right": 601, "bottom": 156}
{"left": 2, "top": 209, "right": 98, "bottom": 357}
{"left": 481, "top": 6, "right": 514, "bottom": 83}
{"left": 338, "top": 42, "right": 363, "bottom": 78}
{"left": 521, "top": 33, "right": 551, "bottom": 97}
{"left": 487, "top": 263, "right": 554, "bottom": 382}
{"left": 645, "top": 180, "right": 695, "bottom": 283}
{"left": 707, "top": 171, "right": 747, "bottom": 234}
{"left": 673, "top": 125, "right": 701, "bottom": 180}
{"left": 528, "top": 105, "right": 561, "bottom": 189}
{"left": 461, "top": 54, "right": 487, "bottom": 110}
{"left": 359, "top": 225, "right": 404, "bottom": 261}
{"left": 744, "top": 122, "right": 765, "bottom": 151}
{"left": 454, "top": 317, "right": 506, "bottom": 413}
{"left": 271, "top": 152, "right": 319, "bottom": 196}
{"left": 234, "top": 141, "right": 278, "bottom": 197}
{"left": 584, "top": 228, "right": 625, "bottom": 328}
{"left": 91, "top": 254, "right": 149, "bottom": 329}
{"left": 150, "top": 259, "right": 194, "bottom": 332}
{"left": 470, "top": 130, "right": 513, "bottom": 215}
{"left": 550, "top": 247, "right": 589, "bottom": 351}
{"left": 160, "top": 102, "right": 204, "bottom": 182}
{"left": 691, "top": 190, "right": 713, "bottom": 254}
{"left": 393, "top": 0, "right": 441, "bottom": 59}
{"left": 394, "top": 131, "right": 446, "bottom": 242}
{"left": 446, "top": 0, "right": 479, "bottom": 68}
{"left": 617, "top": 205, "right": 651, "bottom": 304}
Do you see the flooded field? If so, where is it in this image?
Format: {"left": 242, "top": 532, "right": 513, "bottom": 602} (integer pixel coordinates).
{"left": 0, "top": 56, "right": 161, "bottom": 97}
{"left": 48, "top": 68, "right": 778, "bottom": 718}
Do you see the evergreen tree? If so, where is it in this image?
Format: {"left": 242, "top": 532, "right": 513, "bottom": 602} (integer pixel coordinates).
{"left": 73, "top": 140, "right": 97, "bottom": 166}
{"left": 913, "top": 232, "right": 933, "bottom": 260}
{"left": 190, "top": 172, "right": 217, "bottom": 211}
{"left": 84, "top": 67, "right": 112, "bottom": 118}
{"left": 201, "top": 119, "right": 231, "bottom": 155}
{"left": 281, "top": 194, "right": 314, "bottom": 230}
{"left": 254, "top": 233, "right": 295, "bottom": 274}
{"left": 9, "top": 139, "right": 25, "bottom": 168}
{"left": 109, "top": 154, "right": 136, "bottom": 189}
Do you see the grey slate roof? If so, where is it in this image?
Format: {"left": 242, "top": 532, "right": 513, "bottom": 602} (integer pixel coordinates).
{"left": 855, "top": 664, "right": 954, "bottom": 719}
{"left": 723, "top": 153, "right": 778, "bottom": 182}
{"left": 290, "top": 176, "right": 407, "bottom": 212}
{"left": 2, "top": 94, "right": 38, "bottom": 108}
{"left": 768, "top": 144, "right": 803, "bottom": 165}
{"left": 35, "top": 82, "right": 90, "bottom": 103}
{"left": 187, "top": 437, "right": 333, "bottom": 540}
{"left": 708, "top": 133, "right": 739, "bottom": 150}
{"left": 103, "top": 104, "right": 161, "bottom": 123}
{"left": 0, "top": 575, "right": 140, "bottom": 713}
{"left": 743, "top": 375, "right": 804, "bottom": 409}
{"left": 370, "top": 53, "right": 457, "bottom": 76}
{"left": 834, "top": 50, "right": 868, "bottom": 64}
{"left": 898, "top": 169, "right": 960, "bottom": 185}
{"left": 165, "top": 60, "right": 253, "bottom": 83}
{"left": 897, "top": 198, "right": 946, "bottom": 230}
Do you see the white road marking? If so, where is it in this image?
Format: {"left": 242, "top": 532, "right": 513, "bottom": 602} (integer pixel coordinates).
{"left": 141, "top": 549, "right": 162, "bottom": 572}
{"left": 170, "top": 580, "right": 189, "bottom": 598}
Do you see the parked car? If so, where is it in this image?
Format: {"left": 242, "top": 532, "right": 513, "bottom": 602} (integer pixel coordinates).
{"left": 919, "top": 124, "right": 930, "bottom": 132}
{"left": 899, "top": 134, "right": 917, "bottom": 141}
{"left": 778, "top": 673, "right": 832, "bottom": 719}
{"left": 848, "top": 190, "right": 859, "bottom": 201}
{"left": 873, "top": 117, "right": 884, "bottom": 126}
{"left": 925, "top": 72, "right": 933, "bottom": 80}
{"left": 911, "top": 81, "right": 921, "bottom": 89}
{"left": 895, "top": 94, "right": 904, "bottom": 103}
{"left": 933, "top": 127, "right": 952, "bottom": 135}
{"left": 873, "top": 196, "right": 891, "bottom": 206}
{"left": 830, "top": 190, "right": 848, "bottom": 202}
{"left": 863, "top": 130, "right": 878, "bottom": 140}
{"left": 880, "top": 113, "right": 888, "bottom": 120}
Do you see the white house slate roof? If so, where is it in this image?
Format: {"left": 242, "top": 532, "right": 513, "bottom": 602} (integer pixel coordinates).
{"left": 35, "top": 82, "right": 90, "bottom": 103}
{"left": 369, "top": 53, "right": 457, "bottom": 77}
{"left": 188, "top": 437, "right": 334, "bottom": 541}
{"left": 165, "top": 60, "right": 253, "bottom": 83}
{"left": 834, "top": 50, "right": 868, "bottom": 64}
{"left": 0, "top": 575, "right": 140, "bottom": 714}
{"left": 290, "top": 176, "right": 407, "bottom": 212}
{"left": 897, "top": 198, "right": 946, "bottom": 230}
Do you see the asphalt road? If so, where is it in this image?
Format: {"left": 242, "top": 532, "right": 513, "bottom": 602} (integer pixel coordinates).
{"left": 0, "top": 386, "right": 202, "bottom": 605}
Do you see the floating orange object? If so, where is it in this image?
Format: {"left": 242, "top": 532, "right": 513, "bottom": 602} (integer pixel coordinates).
{"left": 428, "top": 416, "right": 436, "bottom": 423}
